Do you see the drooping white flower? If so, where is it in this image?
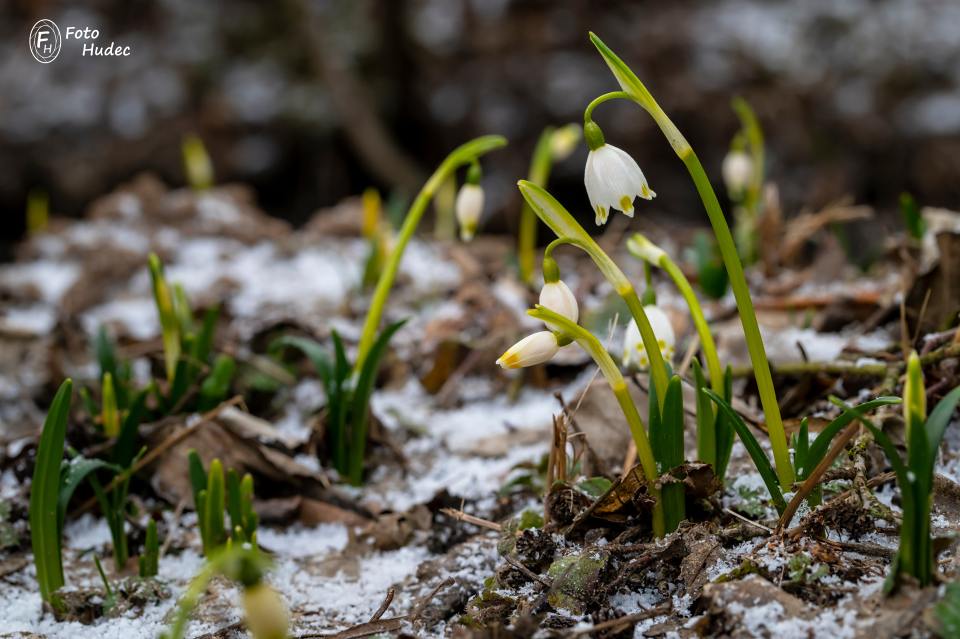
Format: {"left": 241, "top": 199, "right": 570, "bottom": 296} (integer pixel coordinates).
{"left": 722, "top": 150, "right": 752, "bottom": 196}
{"left": 622, "top": 305, "right": 676, "bottom": 369}
{"left": 496, "top": 331, "right": 560, "bottom": 369}
{"left": 455, "top": 183, "right": 484, "bottom": 241}
{"left": 539, "top": 280, "right": 579, "bottom": 332}
{"left": 584, "top": 143, "right": 655, "bottom": 226}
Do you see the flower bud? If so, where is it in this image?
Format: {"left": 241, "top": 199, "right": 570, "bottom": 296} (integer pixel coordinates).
{"left": 903, "top": 350, "right": 926, "bottom": 440}
{"left": 496, "top": 331, "right": 560, "bottom": 369}
{"left": 626, "top": 234, "right": 666, "bottom": 266}
{"left": 722, "top": 150, "right": 752, "bottom": 196}
{"left": 622, "top": 306, "right": 675, "bottom": 369}
{"left": 539, "top": 281, "right": 579, "bottom": 332}
{"left": 243, "top": 583, "right": 289, "bottom": 639}
{"left": 455, "top": 183, "right": 484, "bottom": 242}
{"left": 550, "top": 124, "right": 581, "bottom": 162}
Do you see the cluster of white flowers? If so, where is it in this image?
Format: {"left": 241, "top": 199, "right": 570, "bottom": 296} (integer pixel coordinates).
{"left": 496, "top": 279, "right": 579, "bottom": 369}
{"left": 498, "top": 120, "right": 677, "bottom": 372}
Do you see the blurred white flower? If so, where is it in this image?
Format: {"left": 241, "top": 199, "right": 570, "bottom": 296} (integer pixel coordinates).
{"left": 539, "top": 280, "right": 579, "bottom": 331}
{"left": 722, "top": 150, "right": 752, "bottom": 196}
{"left": 496, "top": 331, "right": 560, "bottom": 369}
{"left": 584, "top": 143, "right": 655, "bottom": 225}
{"left": 455, "top": 183, "right": 484, "bottom": 241}
{"left": 550, "top": 124, "right": 581, "bottom": 162}
{"left": 622, "top": 305, "right": 675, "bottom": 369}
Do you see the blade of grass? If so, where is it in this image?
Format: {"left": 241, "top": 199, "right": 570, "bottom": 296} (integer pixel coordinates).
{"left": 30, "top": 379, "right": 73, "bottom": 604}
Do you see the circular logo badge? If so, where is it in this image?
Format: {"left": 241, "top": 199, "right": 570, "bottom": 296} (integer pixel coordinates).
{"left": 29, "top": 19, "right": 61, "bottom": 63}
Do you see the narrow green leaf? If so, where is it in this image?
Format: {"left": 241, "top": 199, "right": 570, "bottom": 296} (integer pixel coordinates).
{"left": 925, "top": 385, "right": 960, "bottom": 471}
{"left": 149, "top": 254, "right": 181, "bottom": 382}
{"left": 101, "top": 372, "right": 120, "bottom": 438}
{"left": 805, "top": 397, "right": 902, "bottom": 477}
{"left": 714, "top": 366, "right": 736, "bottom": 481}
{"left": 348, "top": 320, "right": 406, "bottom": 485}
{"left": 226, "top": 469, "right": 242, "bottom": 537}
{"left": 113, "top": 387, "right": 148, "bottom": 467}
{"left": 692, "top": 359, "right": 715, "bottom": 468}
{"left": 704, "top": 388, "right": 786, "bottom": 513}
{"left": 139, "top": 518, "right": 159, "bottom": 578}
{"left": 197, "top": 355, "right": 236, "bottom": 411}
{"left": 30, "top": 379, "right": 73, "bottom": 603}
{"left": 187, "top": 450, "right": 206, "bottom": 506}
{"left": 57, "top": 456, "right": 119, "bottom": 533}
{"left": 205, "top": 459, "right": 226, "bottom": 553}
{"left": 661, "top": 375, "right": 686, "bottom": 533}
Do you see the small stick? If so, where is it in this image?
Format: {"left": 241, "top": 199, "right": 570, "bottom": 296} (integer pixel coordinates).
{"left": 409, "top": 578, "right": 454, "bottom": 621}
{"left": 564, "top": 603, "right": 672, "bottom": 637}
{"left": 724, "top": 508, "right": 773, "bottom": 534}
{"left": 368, "top": 587, "right": 395, "bottom": 622}
{"left": 776, "top": 420, "right": 859, "bottom": 533}
{"left": 438, "top": 508, "right": 502, "bottom": 532}
{"left": 504, "top": 555, "right": 553, "bottom": 588}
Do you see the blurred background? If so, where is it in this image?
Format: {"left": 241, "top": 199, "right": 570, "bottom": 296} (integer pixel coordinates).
{"left": 3, "top": 0, "right": 960, "bottom": 259}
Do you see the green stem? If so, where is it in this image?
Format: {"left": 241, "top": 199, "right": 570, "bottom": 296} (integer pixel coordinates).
{"left": 590, "top": 32, "right": 794, "bottom": 488}
{"left": 627, "top": 234, "right": 725, "bottom": 466}
{"left": 355, "top": 135, "right": 506, "bottom": 371}
{"left": 543, "top": 237, "right": 668, "bottom": 406}
{"left": 518, "top": 127, "right": 555, "bottom": 284}
{"left": 529, "top": 305, "right": 665, "bottom": 537}
{"left": 520, "top": 182, "right": 669, "bottom": 405}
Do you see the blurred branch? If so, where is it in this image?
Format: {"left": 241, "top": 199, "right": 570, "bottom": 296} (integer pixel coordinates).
{"left": 291, "top": 0, "right": 424, "bottom": 193}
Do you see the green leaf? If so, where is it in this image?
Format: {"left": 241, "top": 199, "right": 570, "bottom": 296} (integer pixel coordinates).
{"left": 113, "top": 387, "right": 148, "bottom": 467}
{"left": 935, "top": 581, "right": 960, "bottom": 636}
{"left": 348, "top": 320, "right": 406, "bottom": 485}
{"left": 226, "top": 468, "right": 242, "bottom": 535}
{"left": 139, "top": 518, "right": 159, "bottom": 578}
{"left": 148, "top": 254, "right": 181, "bottom": 382}
{"left": 693, "top": 231, "right": 728, "bottom": 300}
{"left": 714, "top": 366, "right": 736, "bottom": 481}
{"left": 57, "top": 456, "right": 119, "bottom": 534}
{"left": 899, "top": 192, "right": 926, "bottom": 240}
{"left": 925, "top": 385, "right": 960, "bottom": 473}
{"left": 30, "top": 379, "right": 73, "bottom": 604}
{"left": 693, "top": 359, "right": 716, "bottom": 469}
{"left": 660, "top": 375, "right": 686, "bottom": 533}
{"left": 190, "top": 306, "right": 220, "bottom": 369}
{"left": 576, "top": 477, "right": 612, "bottom": 499}
{"left": 101, "top": 372, "right": 120, "bottom": 438}
{"left": 197, "top": 355, "right": 236, "bottom": 411}
{"left": 187, "top": 450, "right": 206, "bottom": 508}
{"left": 204, "top": 459, "right": 226, "bottom": 554}
{"left": 704, "top": 389, "right": 786, "bottom": 513}
{"left": 803, "top": 397, "right": 902, "bottom": 478}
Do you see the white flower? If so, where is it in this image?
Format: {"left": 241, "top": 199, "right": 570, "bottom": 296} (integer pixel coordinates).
{"left": 455, "top": 183, "right": 484, "bottom": 241}
{"left": 584, "top": 144, "right": 655, "bottom": 226}
{"left": 622, "top": 305, "right": 676, "bottom": 369}
{"left": 539, "top": 280, "right": 579, "bottom": 331}
{"left": 496, "top": 331, "right": 560, "bottom": 369}
{"left": 722, "top": 150, "right": 752, "bottom": 196}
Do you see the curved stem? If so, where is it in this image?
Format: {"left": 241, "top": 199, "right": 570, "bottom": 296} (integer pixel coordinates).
{"left": 583, "top": 91, "right": 632, "bottom": 123}
{"left": 590, "top": 32, "right": 794, "bottom": 488}
{"left": 529, "top": 305, "right": 664, "bottom": 537}
{"left": 522, "top": 184, "right": 669, "bottom": 404}
{"left": 355, "top": 135, "right": 507, "bottom": 371}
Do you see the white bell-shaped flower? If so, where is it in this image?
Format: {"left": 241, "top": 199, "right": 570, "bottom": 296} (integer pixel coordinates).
{"left": 722, "top": 150, "right": 752, "bottom": 196}
{"left": 622, "top": 305, "right": 676, "bottom": 369}
{"left": 584, "top": 143, "right": 655, "bottom": 226}
{"left": 455, "top": 183, "right": 484, "bottom": 241}
{"left": 497, "top": 331, "right": 560, "bottom": 369}
{"left": 538, "top": 280, "right": 579, "bottom": 332}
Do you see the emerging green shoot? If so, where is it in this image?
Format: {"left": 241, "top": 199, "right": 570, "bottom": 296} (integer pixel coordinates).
{"left": 101, "top": 372, "right": 120, "bottom": 438}
{"left": 139, "top": 518, "right": 160, "bottom": 578}
{"left": 188, "top": 451, "right": 259, "bottom": 555}
{"left": 899, "top": 192, "right": 926, "bottom": 241}
{"left": 181, "top": 135, "right": 214, "bottom": 191}
{"left": 852, "top": 353, "right": 960, "bottom": 590}
{"left": 30, "top": 379, "right": 73, "bottom": 606}
{"left": 26, "top": 188, "right": 49, "bottom": 235}
{"left": 726, "top": 96, "right": 766, "bottom": 263}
